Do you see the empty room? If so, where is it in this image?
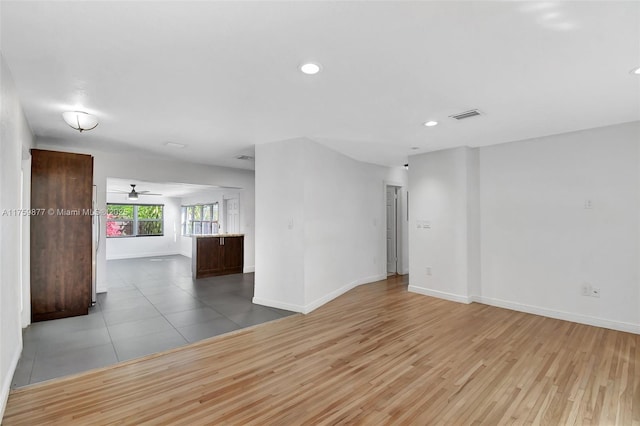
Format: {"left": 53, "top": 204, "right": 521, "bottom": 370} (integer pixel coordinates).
{"left": 1, "top": 1, "right": 639, "bottom": 424}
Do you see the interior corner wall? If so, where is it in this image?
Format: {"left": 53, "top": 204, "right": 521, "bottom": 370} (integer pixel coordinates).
{"left": 301, "top": 140, "right": 388, "bottom": 311}
{"left": 466, "top": 148, "right": 481, "bottom": 298}
{"left": 0, "top": 55, "right": 34, "bottom": 419}
{"left": 254, "top": 138, "right": 390, "bottom": 314}
{"left": 407, "top": 147, "right": 474, "bottom": 303}
{"left": 408, "top": 122, "right": 640, "bottom": 334}
{"left": 33, "top": 141, "right": 255, "bottom": 293}
{"left": 479, "top": 122, "right": 640, "bottom": 333}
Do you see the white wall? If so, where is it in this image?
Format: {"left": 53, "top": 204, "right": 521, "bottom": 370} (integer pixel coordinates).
{"left": 408, "top": 147, "right": 478, "bottom": 303}
{"left": 408, "top": 122, "right": 640, "bottom": 334}
{"left": 479, "top": 122, "right": 639, "bottom": 333}
{"left": 34, "top": 141, "right": 255, "bottom": 292}
{"left": 255, "top": 138, "right": 402, "bottom": 313}
{"left": 105, "top": 194, "right": 183, "bottom": 260}
{"left": 254, "top": 139, "right": 306, "bottom": 310}
{"left": 0, "top": 55, "right": 34, "bottom": 419}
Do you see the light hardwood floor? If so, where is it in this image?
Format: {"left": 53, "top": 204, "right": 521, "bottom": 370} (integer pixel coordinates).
{"left": 4, "top": 276, "right": 640, "bottom": 425}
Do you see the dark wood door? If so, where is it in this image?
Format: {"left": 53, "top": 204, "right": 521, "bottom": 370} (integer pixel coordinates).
{"left": 196, "top": 237, "right": 224, "bottom": 277}
{"left": 31, "top": 149, "right": 93, "bottom": 322}
{"left": 222, "top": 236, "right": 244, "bottom": 274}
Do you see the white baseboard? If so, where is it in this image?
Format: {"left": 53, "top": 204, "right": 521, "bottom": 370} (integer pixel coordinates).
{"left": 474, "top": 295, "right": 640, "bottom": 335}
{"left": 253, "top": 274, "right": 387, "bottom": 315}
{"left": 252, "top": 297, "right": 304, "bottom": 313}
{"left": 304, "top": 274, "right": 387, "bottom": 314}
{"left": 408, "top": 285, "right": 472, "bottom": 304}
{"left": 243, "top": 265, "right": 255, "bottom": 273}
{"left": 1, "top": 339, "right": 22, "bottom": 420}
{"left": 106, "top": 251, "right": 181, "bottom": 261}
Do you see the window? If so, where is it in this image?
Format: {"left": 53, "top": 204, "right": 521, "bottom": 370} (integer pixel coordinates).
{"left": 106, "top": 204, "right": 164, "bottom": 237}
{"left": 182, "top": 203, "right": 219, "bottom": 236}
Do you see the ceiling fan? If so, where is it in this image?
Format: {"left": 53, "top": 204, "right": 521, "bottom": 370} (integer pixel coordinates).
{"left": 109, "top": 184, "right": 162, "bottom": 200}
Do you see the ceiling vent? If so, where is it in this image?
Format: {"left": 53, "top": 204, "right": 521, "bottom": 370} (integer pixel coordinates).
{"left": 449, "top": 109, "right": 482, "bottom": 120}
{"left": 236, "top": 155, "right": 254, "bottom": 161}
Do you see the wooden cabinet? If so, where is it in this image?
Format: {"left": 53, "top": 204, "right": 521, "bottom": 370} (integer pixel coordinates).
{"left": 30, "top": 149, "right": 93, "bottom": 322}
{"left": 192, "top": 235, "right": 244, "bottom": 278}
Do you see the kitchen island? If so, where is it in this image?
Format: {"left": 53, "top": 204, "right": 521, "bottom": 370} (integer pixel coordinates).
{"left": 191, "top": 234, "right": 244, "bottom": 278}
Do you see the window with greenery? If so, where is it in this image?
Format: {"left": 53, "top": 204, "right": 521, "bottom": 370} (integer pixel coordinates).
{"left": 106, "top": 204, "right": 164, "bottom": 237}
{"left": 182, "top": 203, "right": 219, "bottom": 236}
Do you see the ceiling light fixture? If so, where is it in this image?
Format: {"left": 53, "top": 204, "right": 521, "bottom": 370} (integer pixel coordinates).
{"left": 300, "top": 63, "right": 321, "bottom": 75}
{"left": 62, "top": 111, "right": 99, "bottom": 132}
{"left": 631, "top": 66, "right": 640, "bottom": 75}
{"left": 423, "top": 121, "right": 438, "bottom": 127}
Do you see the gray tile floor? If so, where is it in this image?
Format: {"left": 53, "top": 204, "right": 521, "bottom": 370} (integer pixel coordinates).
{"left": 12, "top": 255, "right": 295, "bottom": 388}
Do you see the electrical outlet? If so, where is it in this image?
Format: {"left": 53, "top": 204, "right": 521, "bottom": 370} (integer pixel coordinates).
{"left": 426, "top": 266, "right": 432, "bottom": 276}
{"left": 591, "top": 287, "right": 601, "bottom": 298}
{"left": 584, "top": 199, "right": 593, "bottom": 209}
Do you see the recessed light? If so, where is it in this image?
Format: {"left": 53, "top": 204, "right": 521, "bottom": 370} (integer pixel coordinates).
{"left": 423, "top": 121, "right": 438, "bottom": 127}
{"left": 631, "top": 66, "right": 640, "bottom": 75}
{"left": 165, "top": 142, "right": 185, "bottom": 148}
{"left": 300, "top": 63, "right": 321, "bottom": 75}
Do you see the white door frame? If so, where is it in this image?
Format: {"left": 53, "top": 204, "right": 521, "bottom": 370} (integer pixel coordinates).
{"left": 384, "top": 181, "right": 404, "bottom": 276}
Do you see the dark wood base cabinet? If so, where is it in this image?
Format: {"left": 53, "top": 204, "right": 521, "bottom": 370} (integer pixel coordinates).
{"left": 30, "top": 149, "right": 93, "bottom": 322}
{"left": 192, "top": 235, "right": 244, "bottom": 278}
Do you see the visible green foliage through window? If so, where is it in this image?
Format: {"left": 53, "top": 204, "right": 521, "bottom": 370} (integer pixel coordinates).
{"left": 106, "top": 204, "right": 164, "bottom": 237}
{"left": 182, "top": 203, "right": 219, "bottom": 236}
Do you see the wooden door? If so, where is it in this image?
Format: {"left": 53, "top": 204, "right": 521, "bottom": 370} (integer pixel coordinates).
{"left": 222, "top": 236, "right": 244, "bottom": 274}
{"left": 31, "top": 149, "right": 93, "bottom": 322}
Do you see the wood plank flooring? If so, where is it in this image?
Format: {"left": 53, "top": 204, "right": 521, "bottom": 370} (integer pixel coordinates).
{"left": 4, "top": 276, "right": 640, "bottom": 425}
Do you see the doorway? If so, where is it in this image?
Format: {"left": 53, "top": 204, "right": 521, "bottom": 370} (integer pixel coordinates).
{"left": 224, "top": 196, "right": 240, "bottom": 234}
{"left": 386, "top": 185, "right": 400, "bottom": 276}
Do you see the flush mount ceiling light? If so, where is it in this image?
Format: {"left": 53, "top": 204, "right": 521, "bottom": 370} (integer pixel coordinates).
{"left": 631, "top": 66, "right": 640, "bottom": 75}
{"left": 423, "top": 121, "right": 439, "bottom": 127}
{"left": 62, "top": 111, "right": 99, "bottom": 132}
{"left": 300, "top": 63, "right": 321, "bottom": 75}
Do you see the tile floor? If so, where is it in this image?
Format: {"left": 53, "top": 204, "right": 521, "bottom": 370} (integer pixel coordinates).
{"left": 12, "top": 255, "right": 296, "bottom": 388}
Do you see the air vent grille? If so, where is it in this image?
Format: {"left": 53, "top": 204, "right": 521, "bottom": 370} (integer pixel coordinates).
{"left": 236, "top": 155, "right": 254, "bottom": 161}
{"left": 449, "top": 109, "right": 481, "bottom": 120}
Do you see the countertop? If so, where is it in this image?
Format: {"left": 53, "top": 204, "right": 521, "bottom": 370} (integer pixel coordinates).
{"left": 193, "top": 234, "right": 244, "bottom": 238}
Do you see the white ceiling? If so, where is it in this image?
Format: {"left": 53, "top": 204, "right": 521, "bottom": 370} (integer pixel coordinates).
{"left": 106, "top": 177, "right": 240, "bottom": 199}
{"left": 2, "top": 1, "right": 639, "bottom": 169}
